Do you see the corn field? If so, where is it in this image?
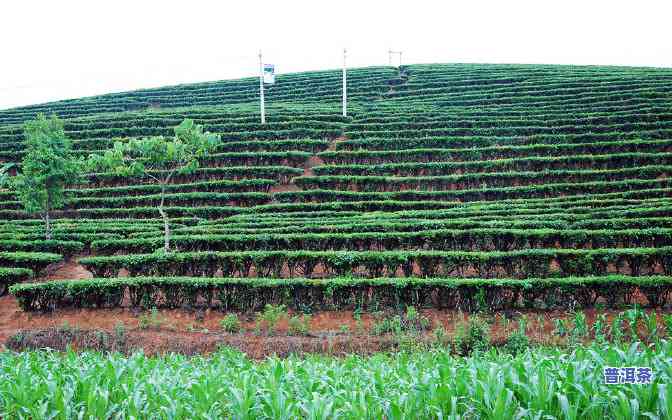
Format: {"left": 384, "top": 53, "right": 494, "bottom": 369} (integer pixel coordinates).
{"left": 1, "top": 342, "right": 672, "bottom": 419}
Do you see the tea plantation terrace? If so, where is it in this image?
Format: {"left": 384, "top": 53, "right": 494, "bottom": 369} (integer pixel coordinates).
{"left": 1, "top": 63, "right": 672, "bottom": 311}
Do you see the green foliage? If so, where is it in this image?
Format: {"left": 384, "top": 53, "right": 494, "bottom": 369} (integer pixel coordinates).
{"left": 138, "top": 308, "right": 164, "bottom": 331}
{"left": 11, "top": 114, "right": 82, "bottom": 239}
{"left": 664, "top": 314, "right": 672, "bottom": 338}
{"left": 371, "top": 307, "right": 431, "bottom": 336}
{"left": 255, "top": 304, "right": 287, "bottom": 336}
{"left": 454, "top": 315, "right": 491, "bottom": 355}
{"left": 287, "top": 314, "right": 312, "bottom": 336}
{"left": 220, "top": 314, "right": 242, "bottom": 333}
{"left": 0, "top": 267, "right": 33, "bottom": 295}
{"left": 0, "top": 163, "right": 12, "bottom": 187}
{"left": 86, "top": 228, "right": 672, "bottom": 255}
{"left": 569, "top": 311, "right": 589, "bottom": 345}
{"left": 87, "top": 119, "right": 220, "bottom": 252}
{"left": 1, "top": 339, "right": 671, "bottom": 417}
{"left": 592, "top": 313, "right": 608, "bottom": 344}
{"left": 0, "top": 251, "right": 61, "bottom": 274}
{"left": 11, "top": 275, "right": 672, "bottom": 313}
{"left": 503, "top": 331, "right": 530, "bottom": 356}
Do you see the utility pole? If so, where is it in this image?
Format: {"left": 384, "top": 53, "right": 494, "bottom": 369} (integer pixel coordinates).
{"left": 388, "top": 49, "right": 403, "bottom": 67}
{"left": 259, "top": 50, "right": 265, "bottom": 124}
{"left": 342, "top": 48, "right": 347, "bottom": 117}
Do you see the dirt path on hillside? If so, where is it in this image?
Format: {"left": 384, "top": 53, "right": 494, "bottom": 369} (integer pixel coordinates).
{"left": 45, "top": 260, "right": 93, "bottom": 281}
{"left": 268, "top": 135, "right": 345, "bottom": 196}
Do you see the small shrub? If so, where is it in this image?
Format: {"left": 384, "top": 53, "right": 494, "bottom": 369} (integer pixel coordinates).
{"left": 432, "top": 324, "right": 449, "bottom": 347}
{"left": 353, "top": 310, "right": 365, "bottom": 335}
{"left": 139, "top": 308, "right": 164, "bottom": 330}
{"left": 113, "top": 322, "right": 126, "bottom": 348}
{"left": 643, "top": 312, "right": 658, "bottom": 343}
{"left": 371, "top": 307, "right": 430, "bottom": 336}
{"left": 288, "top": 314, "right": 311, "bottom": 336}
{"left": 255, "top": 304, "right": 287, "bottom": 336}
{"left": 663, "top": 314, "right": 672, "bottom": 338}
{"left": 220, "top": 314, "right": 242, "bottom": 333}
{"left": 372, "top": 315, "right": 402, "bottom": 336}
{"left": 503, "top": 329, "right": 530, "bottom": 356}
{"left": 624, "top": 307, "right": 643, "bottom": 341}
{"left": 454, "top": 315, "right": 490, "bottom": 355}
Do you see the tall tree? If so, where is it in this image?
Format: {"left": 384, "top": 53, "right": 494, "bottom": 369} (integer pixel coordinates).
{"left": 88, "top": 119, "right": 220, "bottom": 252}
{"left": 12, "top": 114, "right": 81, "bottom": 240}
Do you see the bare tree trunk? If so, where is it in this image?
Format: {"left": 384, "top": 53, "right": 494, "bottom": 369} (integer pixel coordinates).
{"left": 158, "top": 184, "right": 170, "bottom": 252}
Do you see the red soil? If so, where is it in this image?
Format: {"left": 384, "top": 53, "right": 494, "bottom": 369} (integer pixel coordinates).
{"left": 267, "top": 135, "right": 337, "bottom": 195}
{"left": 4, "top": 270, "right": 671, "bottom": 357}
{"left": 268, "top": 183, "right": 301, "bottom": 193}
{"left": 45, "top": 259, "right": 93, "bottom": 281}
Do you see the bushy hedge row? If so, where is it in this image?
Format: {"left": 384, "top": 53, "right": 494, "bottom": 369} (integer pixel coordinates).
{"left": 78, "top": 247, "right": 672, "bottom": 279}
{"left": 337, "top": 129, "right": 672, "bottom": 150}
{"left": 0, "top": 232, "right": 121, "bottom": 244}
{"left": 320, "top": 139, "right": 672, "bottom": 164}
{"left": 65, "top": 191, "right": 270, "bottom": 209}
{"left": 0, "top": 121, "right": 343, "bottom": 143}
{"left": 0, "top": 267, "right": 33, "bottom": 295}
{"left": 85, "top": 166, "right": 303, "bottom": 187}
{"left": 294, "top": 166, "right": 670, "bottom": 192}
{"left": 70, "top": 179, "right": 277, "bottom": 197}
{"left": 382, "top": 85, "right": 672, "bottom": 109}
{"left": 312, "top": 153, "right": 672, "bottom": 177}
{"left": 348, "top": 111, "right": 672, "bottom": 130}
{"left": 0, "top": 240, "right": 83, "bottom": 256}
{"left": 345, "top": 120, "right": 672, "bottom": 138}
{"left": 216, "top": 139, "right": 329, "bottom": 153}
{"left": 351, "top": 106, "right": 672, "bottom": 125}
{"left": 173, "top": 218, "right": 571, "bottom": 236}
{"left": 90, "top": 227, "right": 672, "bottom": 254}
{"left": 180, "top": 216, "right": 672, "bottom": 236}
{"left": 0, "top": 218, "right": 192, "bottom": 231}
{"left": 0, "top": 252, "right": 62, "bottom": 274}
{"left": 11, "top": 275, "right": 672, "bottom": 312}
{"left": 231, "top": 196, "right": 672, "bottom": 219}
{"left": 274, "top": 179, "right": 672, "bottom": 204}
{"left": 198, "top": 151, "right": 310, "bottom": 167}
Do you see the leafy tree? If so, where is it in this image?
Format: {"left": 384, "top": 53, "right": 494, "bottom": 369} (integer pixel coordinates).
{"left": 0, "top": 163, "right": 13, "bottom": 187}
{"left": 88, "top": 119, "right": 220, "bottom": 252}
{"left": 12, "top": 114, "right": 82, "bottom": 240}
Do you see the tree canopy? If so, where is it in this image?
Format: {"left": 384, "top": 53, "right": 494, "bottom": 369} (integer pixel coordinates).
{"left": 12, "top": 114, "right": 82, "bottom": 239}
{"left": 88, "top": 118, "right": 220, "bottom": 251}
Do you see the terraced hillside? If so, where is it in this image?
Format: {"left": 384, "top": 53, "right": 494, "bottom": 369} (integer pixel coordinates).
{"left": 2, "top": 63, "right": 672, "bottom": 313}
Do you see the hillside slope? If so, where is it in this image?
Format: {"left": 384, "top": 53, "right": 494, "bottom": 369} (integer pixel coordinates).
{"left": 2, "top": 63, "right": 672, "bottom": 311}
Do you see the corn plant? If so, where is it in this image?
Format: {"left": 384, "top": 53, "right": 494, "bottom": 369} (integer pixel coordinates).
{"left": 592, "top": 313, "right": 608, "bottom": 344}
{"left": 0, "top": 341, "right": 671, "bottom": 418}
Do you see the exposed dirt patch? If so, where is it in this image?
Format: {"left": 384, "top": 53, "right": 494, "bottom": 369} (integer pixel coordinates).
{"left": 268, "top": 183, "right": 301, "bottom": 193}
{"left": 268, "top": 135, "right": 343, "bottom": 197}
{"left": 6, "top": 327, "right": 410, "bottom": 358}
{"left": 303, "top": 155, "right": 324, "bottom": 177}
{"left": 44, "top": 259, "right": 93, "bottom": 281}
{"left": 3, "top": 298, "right": 671, "bottom": 357}
{"left": 327, "top": 135, "right": 347, "bottom": 152}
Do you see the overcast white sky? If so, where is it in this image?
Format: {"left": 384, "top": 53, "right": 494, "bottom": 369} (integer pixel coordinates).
{"left": 1, "top": 0, "right": 671, "bottom": 110}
